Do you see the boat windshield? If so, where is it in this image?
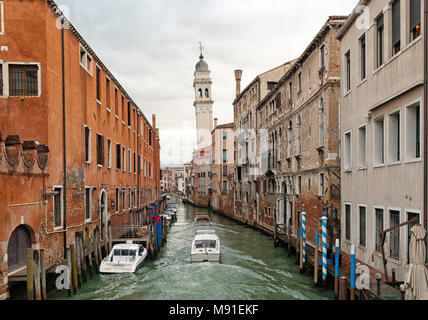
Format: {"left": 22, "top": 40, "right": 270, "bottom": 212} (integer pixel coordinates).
{"left": 113, "top": 249, "right": 137, "bottom": 256}
{"left": 195, "top": 240, "right": 217, "bottom": 249}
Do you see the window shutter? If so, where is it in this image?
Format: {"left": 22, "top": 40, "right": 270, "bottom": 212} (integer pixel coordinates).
{"left": 410, "top": 0, "right": 421, "bottom": 30}
{"left": 276, "top": 92, "right": 281, "bottom": 108}
{"left": 392, "top": 1, "right": 401, "bottom": 46}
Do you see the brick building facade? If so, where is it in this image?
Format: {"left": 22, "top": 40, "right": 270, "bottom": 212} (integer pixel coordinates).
{"left": 0, "top": 0, "right": 161, "bottom": 299}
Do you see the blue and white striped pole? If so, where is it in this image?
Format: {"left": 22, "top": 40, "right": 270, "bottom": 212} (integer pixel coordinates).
{"left": 335, "top": 239, "right": 340, "bottom": 299}
{"left": 321, "top": 210, "right": 328, "bottom": 283}
{"left": 350, "top": 245, "right": 356, "bottom": 300}
{"left": 301, "top": 209, "right": 306, "bottom": 264}
{"left": 314, "top": 233, "right": 320, "bottom": 285}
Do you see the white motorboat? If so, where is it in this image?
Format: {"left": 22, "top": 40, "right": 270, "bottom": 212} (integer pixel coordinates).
{"left": 99, "top": 243, "right": 147, "bottom": 274}
{"left": 194, "top": 214, "right": 210, "bottom": 224}
{"left": 191, "top": 230, "right": 220, "bottom": 263}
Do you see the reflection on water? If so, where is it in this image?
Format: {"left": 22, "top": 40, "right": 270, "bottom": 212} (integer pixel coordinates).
{"left": 50, "top": 195, "right": 332, "bottom": 300}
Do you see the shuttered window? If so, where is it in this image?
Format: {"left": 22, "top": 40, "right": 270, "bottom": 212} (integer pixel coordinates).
{"left": 96, "top": 66, "right": 101, "bottom": 101}
{"left": 345, "top": 51, "right": 351, "bottom": 92}
{"left": 390, "top": 210, "right": 400, "bottom": 260}
{"left": 375, "top": 208, "right": 384, "bottom": 252}
{"left": 9, "top": 64, "right": 39, "bottom": 96}
{"left": 84, "top": 126, "right": 91, "bottom": 163}
{"left": 276, "top": 92, "right": 281, "bottom": 108}
{"left": 392, "top": 0, "right": 401, "bottom": 54}
{"left": 359, "top": 34, "right": 366, "bottom": 80}
{"left": 345, "top": 204, "right": 351, "bottom": 241}
{"left": 410, "top": 0, "right": 421, "bottom": 40}
{"left": 116, "top": 143, "right": 121, "bottom": 169}
{"left": 96, "top": 133, "right": 104, "bottom": 166}
{"left": 377, "top": 15, "right": 384, "bottom": 67}
{"left": 0, "top": 64, "right": 3, "bottom": 95}
{"left": 359, "top": 206, "right": 366, "bottom": 247}
{"left": 85, "top": 187, "right": 91, "bottom": 220}
{"left": 115, "top": 188, "right": 119, "bottom": 212}
{"left": 53, "top": 187, "right": 63, "bottom": 228}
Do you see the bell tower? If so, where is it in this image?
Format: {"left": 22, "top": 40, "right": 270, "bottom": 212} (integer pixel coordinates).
{"left": 193, "top": 43, "right": 213, "bottom": 149}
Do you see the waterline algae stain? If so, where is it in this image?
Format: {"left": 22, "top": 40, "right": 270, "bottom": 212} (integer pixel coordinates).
{"left": 50, "top": 197, "right": 332, "bottom": 300}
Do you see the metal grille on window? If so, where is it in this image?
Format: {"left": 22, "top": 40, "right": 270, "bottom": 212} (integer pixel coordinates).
{"left": 54, "top": 188, "right": 62, "bottom": 227}
{"left": 9, "top": 65, "right": 38, "bottom": 96}
{"left": 359, "top": 206, "right": 366, "bottom": 247}
{"left": 375, "top": 209, "right": 384, "bottom": 252}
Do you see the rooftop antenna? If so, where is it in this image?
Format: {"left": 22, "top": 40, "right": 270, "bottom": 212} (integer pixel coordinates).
{"left": 198, "top": 42, "right": 205, "bottom": 58}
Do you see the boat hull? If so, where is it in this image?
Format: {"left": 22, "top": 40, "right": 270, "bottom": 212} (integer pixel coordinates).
{"left": 190, "top": 252, "right": 220, "bottom": 263}
{"left": 99, "top": 252, "right": 147, "bottom": 274}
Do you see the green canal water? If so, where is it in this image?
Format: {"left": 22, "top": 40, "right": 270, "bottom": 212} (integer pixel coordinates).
{"left": 49, "top": 196, "right": 333, "bottom": 300}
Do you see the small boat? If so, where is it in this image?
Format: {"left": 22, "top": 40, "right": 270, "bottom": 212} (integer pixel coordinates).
{"left": 191, "top": 230, "right": 221, "bottom": 263}
{"left": 99, "top": 243, "right": 147, "bottom": 274}
{"left": 194, "top": 214, "right": 210, "bottom": 224}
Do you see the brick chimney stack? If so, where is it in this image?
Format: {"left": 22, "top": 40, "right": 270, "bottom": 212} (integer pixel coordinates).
{"left": 214, "top": 118, "right": 218, "bottom": 128}
{"left": 152, "top": 114, "right": 156, "bottom": 129}
{"left": 234, "top": 70, "right": 242, "bottom": 97}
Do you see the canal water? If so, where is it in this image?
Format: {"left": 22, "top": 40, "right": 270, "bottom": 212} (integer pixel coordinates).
{"left": 50, "top": 196, "right": 332, "bottom": 300}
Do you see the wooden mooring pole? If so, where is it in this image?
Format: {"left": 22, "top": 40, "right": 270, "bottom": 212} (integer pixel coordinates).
{"left": 314, "top": 233, "right": 319, "bottom": 287}
{"left": 66, "top": 247, "right": 72, "bottom": 296}
{"left": 70, "top": 244, "right": 79, "bottom": 295}
{"left": 75, "top": 242, "right": 82, "bottom": 288}
{"left": 87, "top": 236, "right": 93, "bottom": 278}
{"left": 93, "top": 237, "right": 99, "bottom": 274}
{"left": 34, "top": 250, "right": 41, "bottom": 300}
{"left": 26, "top": 248, "right": 34, "bottom": 300}
{"left": 79, "top": 239, "right": 87, "bottom": 283}
{"left": 40, "top": 249, "right": 47, "bottom": 300}
{"left": 339, "top": 276, "right": 348, "bottom": 300}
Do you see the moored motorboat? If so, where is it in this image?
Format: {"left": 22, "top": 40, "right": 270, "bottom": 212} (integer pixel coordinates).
{"left": 190, "top": 230, "right": 220, "bottom": 263}
{"left": 99, "top": 243, "right": 147, "bottom": 274}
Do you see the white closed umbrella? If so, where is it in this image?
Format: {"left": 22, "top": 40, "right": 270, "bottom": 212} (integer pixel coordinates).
{"left": 404, "top": 225, "right": 428, "bottom": 300}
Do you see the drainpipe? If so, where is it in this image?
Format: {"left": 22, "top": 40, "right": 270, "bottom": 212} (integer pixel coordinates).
{"left": 61, "top": 20, "right": 68, "bottom": 258}
{"left": 424, "top": 0, "right": 427, "bottom": 259}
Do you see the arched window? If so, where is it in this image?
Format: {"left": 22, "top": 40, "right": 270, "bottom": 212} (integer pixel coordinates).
{"left": 198, "top": 88, "right": 203, "bottom": 98}
{"left": 205, "top": 88, "right": 209, "bottom": 98}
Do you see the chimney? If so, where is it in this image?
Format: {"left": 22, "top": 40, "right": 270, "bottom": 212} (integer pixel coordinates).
{"left": 234, "top": 70, "right": 242, "bottom": 97}
{"left": 214, "top": 118, "right": 218, "bottom": 129}
{"left": 152, "top": 114, "right": 156, "bottom": 129}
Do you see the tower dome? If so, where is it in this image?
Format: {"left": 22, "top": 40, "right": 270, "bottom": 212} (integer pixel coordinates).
{"left": 195, "top": 54, "right": 209, "bottom": 72}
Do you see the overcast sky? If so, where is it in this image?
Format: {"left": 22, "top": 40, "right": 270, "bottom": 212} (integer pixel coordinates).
{"left": 56, "top": 0, "right": 356, "bottom": 166}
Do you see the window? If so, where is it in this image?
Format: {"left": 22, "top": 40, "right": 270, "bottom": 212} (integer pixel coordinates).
{"left": 122, "top": 147, "right": 126, "bottom": 171}
{"left": 128, "top": 188, "right": 131, "bottom": 209}
{"left": 106, "top": 77, "right": 110, "bottom": 109}
{"left": 407, "top": 211, "right": 420, "bottom": 263}
{"left": 287, "top": 121, "right": 292, "bottom": 158}
{"left": 319, "top": 101, "right": 325, "bottom": 147}
{"left": 116, "top": 143, "right": 121, "bottom": 170}
{"left": 320, "top": 44, "right": 325, "bottom": 69}
{"left": 359, "top": 34, "right": 366, "bottom": 80}
{"left": 406, "top": 103, "right": 421, "bottom": 160}
{"left": 375, "top": 208, "right": 384, "bottom": 252}
{"left": 390, "top": 210, "right": 401, "bottom": 260}
{"left": 297, "top": 115, "right": 302, "bottom": 155}
{"left": 53, "top": 187, "right": 63, "bottom": 228}
{"left": 388, "top": 112, "right": 400, "bottom": 163}
{"left": 128, "top": 102, "right": 131, "bottom": 127}
{"left": 205, "top": 88, "right": 209, "bottom": 98}
{"left": 308, "top": 178, "right": 311, "bottom": 191}
{"left": 358, "top": 125, "right": 367, "bottom": 167}
{"left": 114, "top": 88, "right": 118, "bottom": 115}
{"left": 297, "top": 176, "right": 301, "bottom": 195}
{"left": 122, "top": 188, "right": 126, "bottom": 210}
{"left": 85, "top": 187, "right": 92, "bottom": 221}
{"left": 298, "top": 72, "right": 302, "bottom": 92}
{"left": 319, "top": 173, "right": 324, "bottom": 197}
{"left": 223, "top": 150, "right": 227, "bottom": 163}
{"left": 410, "top": 0, "right": 421, "bottom": 41}
{"left": 392, "top": 0, "right": 401, "bottom": 55}
{"left": 376, "top": 14, "right": 384, "bottom": 67}
{"left": 223, "top": 165, "right": 227, "bottom": 176}
{"left": 289, "top": 82, "right": 293, "bottom": 103}
{"left": 96, "top": 66, "right": 101, "bottom": 102}
{"left": 345, "top": 204, "right": 351, "bottom": 241}
{"left": 9, "top": 64, "right": 39, "bottom": 96}
{"left": 133, "top": 152, "right": 136, "bottom": 173}
{"left": 0, "top": 1, "right": 4, "bottom": 35}
{"left": 223, "top": 131, "right": 227, "bottom": 140}
{"left": 79, "top": 46, "right": 93, "bottom": 74}
{"left": 374, "top": 117, "right": 385, "bottom": 165}
{"left": 96, "top": 133, "right": 104, "bottom": 166}
{"left": 128, "top": 149, "right": 131, "bottom": 173}
{"left": 106, "top": 139, "right": 112, "bottom": 168}
{"left": 345, "top": 51, "right": 351, "bottom": 92}
{"left": 84, "top": 126, "right": 91, "bottom": 163}
{"left": 267, "top": 82, "right": 276, "bottom": 90}
{"left": 359, "top": 206, "right": 366, "bottom": 247}
{"left": 223, "top": 181, "right": 227, "bottom": 193}
{"left": 115, "top": 188, "right": 119, "bottom": 212}
{"left": 0, "top": 64, "right": 3, "bottom": 95}
{"left": 121, "top": 95, "right": 125, "bottom": 120}
{"left": 344, "top": 131, "right": 351, "bottom": 170}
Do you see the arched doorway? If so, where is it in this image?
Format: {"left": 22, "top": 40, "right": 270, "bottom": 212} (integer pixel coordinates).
{"left": 100, "top": 190, "right": 107, "bottom": 241}
{"left": 7, "top": 225, "right": 33, "bottom": 274}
